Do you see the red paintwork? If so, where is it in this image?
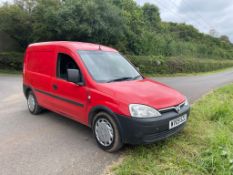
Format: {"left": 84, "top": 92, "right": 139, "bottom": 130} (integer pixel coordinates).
{"left": 23, "top": 41, "right": 185, "bottom": 126}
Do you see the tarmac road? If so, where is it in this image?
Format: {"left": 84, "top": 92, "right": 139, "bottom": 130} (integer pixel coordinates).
{"left": 0, "top": 69, "right": 233, "bottom": 175}
{"left": 154, "top": 69, "right": 233, "bottom": 103}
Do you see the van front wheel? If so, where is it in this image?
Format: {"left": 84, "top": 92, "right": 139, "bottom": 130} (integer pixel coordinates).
{"left": 93, "top": 112, "right": 123, "bottom": 152}
{"left": 27, "top": 91, "right": 42, "bottom": 115}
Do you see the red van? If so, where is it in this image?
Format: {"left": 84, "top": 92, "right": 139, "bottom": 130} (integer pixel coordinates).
{"left": 23, "top": 41, "right": 190, "bottom": 152}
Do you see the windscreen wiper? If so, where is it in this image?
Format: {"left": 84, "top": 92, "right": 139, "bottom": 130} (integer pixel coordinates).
{"left": 107, "top": 77, "right": 133, "bottom": 83}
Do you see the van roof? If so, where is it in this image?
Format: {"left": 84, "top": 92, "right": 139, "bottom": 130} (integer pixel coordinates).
{"left": 28, "top": 41, "right": 117, "bottom": 52}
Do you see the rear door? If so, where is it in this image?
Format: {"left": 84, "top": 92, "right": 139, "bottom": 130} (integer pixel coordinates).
{"left": 50, "top": 47, "right": 88, "bottom": 124}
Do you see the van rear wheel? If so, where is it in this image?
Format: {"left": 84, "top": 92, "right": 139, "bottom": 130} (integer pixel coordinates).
{"left": 27, "top": 91, "right": 42, "bottom": 115}
{"left": 92, "top": 112, "right": 123, "bottom": 152}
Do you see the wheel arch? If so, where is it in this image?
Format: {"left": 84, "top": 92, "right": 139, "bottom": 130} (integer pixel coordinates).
{"left": 88, "top": 105, "right": 122, "bottom": 132}
{"left": 23, "top": 84, "right": 32, "bottom": 98}
{"left": 89, "top": 106, "right": 113, "bottom": 126}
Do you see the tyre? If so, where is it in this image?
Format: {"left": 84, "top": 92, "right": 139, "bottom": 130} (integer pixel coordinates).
{"left": 92, "top": 112, "right": 123, "bottom": 152}
{"left": 27, "top": 91, "right": 42, "bottom": 115}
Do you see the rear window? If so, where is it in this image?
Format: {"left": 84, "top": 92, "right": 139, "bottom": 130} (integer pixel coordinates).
{"left": 27, "top": 51, "right": 54, "bottom": 76}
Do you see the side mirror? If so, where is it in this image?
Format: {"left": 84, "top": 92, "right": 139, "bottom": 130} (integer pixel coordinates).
{"left": 67, "top": 69, "right": 82, "bottom": 85}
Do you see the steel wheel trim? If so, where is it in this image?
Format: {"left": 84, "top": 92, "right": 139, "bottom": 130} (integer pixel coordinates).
{"left": 95, "top": 118, "right": 114, "bottom": 147}
{"left": 28, "top": 94, "right": 36, "bottom": 112}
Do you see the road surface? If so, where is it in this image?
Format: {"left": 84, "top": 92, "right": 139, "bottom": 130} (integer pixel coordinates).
{"left": 154, "top": 69, "right": 233, "bottom": 103}
{"left": 0, "top": 69, "right": 233, "bottom": 175}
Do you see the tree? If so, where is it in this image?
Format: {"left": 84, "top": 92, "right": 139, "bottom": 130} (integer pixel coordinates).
{"left": 112, "top": 0, "right": 145, "bottom": 54}
{"left": 220, "top": 35, "right": 230, "bottom": 43}
{"left": 142, "top": 3, "right": 160, "bottom": 29}
{"left": 14, "top": 0, "right": 37, "bottom": 14}
{"left": 0, "top": 0, "right": 233, "bottom": 58}
{"left": 0, "top": 3, "right": 32, "bottom": 47}
{"left": 31, "top": 0, "right": 127, "bottom": 49}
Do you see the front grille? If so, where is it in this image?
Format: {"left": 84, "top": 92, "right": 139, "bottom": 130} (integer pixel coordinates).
{"left": 159, "top": 102, "right": 185, "bottom": 114}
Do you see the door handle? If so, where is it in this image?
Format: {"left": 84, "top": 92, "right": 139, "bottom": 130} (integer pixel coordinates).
{"left": 52, "top": 84, "right": 58, "bottom": 90}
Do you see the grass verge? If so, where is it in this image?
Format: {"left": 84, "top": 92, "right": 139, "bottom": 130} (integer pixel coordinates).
{"left": 0, "top": 69, "right": 21, "bottom": 74}
{"left": 146, "top": 67, "right": 233, "bottom": 77}
{"left": 112, "top": 84, "right": 233, "bottom": 175}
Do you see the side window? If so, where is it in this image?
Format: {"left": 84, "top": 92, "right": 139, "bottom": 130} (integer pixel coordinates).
{"left": 57, "top": 53, "right": 81, "bottom": 81}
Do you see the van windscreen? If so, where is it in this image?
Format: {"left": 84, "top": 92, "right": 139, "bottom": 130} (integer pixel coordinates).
{"left": 78, "top": 51, "right": 141, "bottom": 83}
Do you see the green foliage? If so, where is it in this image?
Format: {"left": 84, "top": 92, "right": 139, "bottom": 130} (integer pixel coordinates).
{"left": 0, "top": 0, "right": 233, "bottom": 59}
{"left": 31, "top": 0, "right": 127, "bottom": 50}
{"left": 1, "top": 51, "right": 233, "bottom": 74}
{"left": 0, "top": 3, "right": 32, "bottom": 48}
{"left": 113, "top": 83, "right": 233, "bottom": 175}
{"left": 127, "top": 55, "right": 233, "bottom": 74}
{"left": 142, "top": 3, "right": 161, "bottom": 29}
{"left": 0, "top": 52, "right": 23, "bottom": 70}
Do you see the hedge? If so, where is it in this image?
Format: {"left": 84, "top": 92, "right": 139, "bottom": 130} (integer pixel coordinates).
{"left": 1, "top": 52, "right": 233, "bottom": 74}
{"left": 0, "top": 52, "right": 23, "bottom": 71}
{"left": 127, "top": 55, "right": 233, "bottom": 74}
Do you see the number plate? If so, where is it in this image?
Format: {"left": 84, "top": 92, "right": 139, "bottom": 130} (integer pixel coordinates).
{"left": 169, "top": 114, "right": 187, "bottom": 129}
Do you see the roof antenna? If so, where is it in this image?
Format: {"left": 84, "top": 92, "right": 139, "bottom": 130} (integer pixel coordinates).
{"left": 99, "top": 44, "right": 102, "bottom": 50}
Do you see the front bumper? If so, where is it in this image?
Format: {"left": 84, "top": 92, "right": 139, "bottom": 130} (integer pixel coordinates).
{"left": 115, "top": 105, "right": 190, "bottom": 145}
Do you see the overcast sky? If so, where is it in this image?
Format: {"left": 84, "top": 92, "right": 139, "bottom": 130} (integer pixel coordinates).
{"left": 1, "top": 0, "right": 232, "bottom": 41}
{"left": 137, "top": 0, "right": 233, "bottom": 41}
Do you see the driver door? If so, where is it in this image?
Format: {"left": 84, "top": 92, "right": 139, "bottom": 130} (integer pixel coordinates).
{"left": 50, "top": 48, "right": 88, "bottom": 124}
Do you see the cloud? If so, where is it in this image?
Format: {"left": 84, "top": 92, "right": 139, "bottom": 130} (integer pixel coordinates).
{"left": 136, "top": 0, "right": 233, "bottom": 42}
{"left": 179, "top": 0, "right": 232, "bottom": 13}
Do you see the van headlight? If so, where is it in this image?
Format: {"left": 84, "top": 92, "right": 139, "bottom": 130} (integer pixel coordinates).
{"left": 129, "top": 104, "right": 161, "bottom": 118}
{"left": 184, "top": 98, "right": 189, "bottom": 106}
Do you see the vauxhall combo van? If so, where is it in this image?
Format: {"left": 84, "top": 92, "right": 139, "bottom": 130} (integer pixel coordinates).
{"left": 23, "top": 41, "right": 190, "bottom": 152}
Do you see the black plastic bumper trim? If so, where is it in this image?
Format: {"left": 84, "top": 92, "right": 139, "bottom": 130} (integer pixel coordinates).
{"left": 34, "top": 88, "right": 84, "bottom": 107}
{"left": 114, "top": 106, "right": 190, "bottom": 145}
